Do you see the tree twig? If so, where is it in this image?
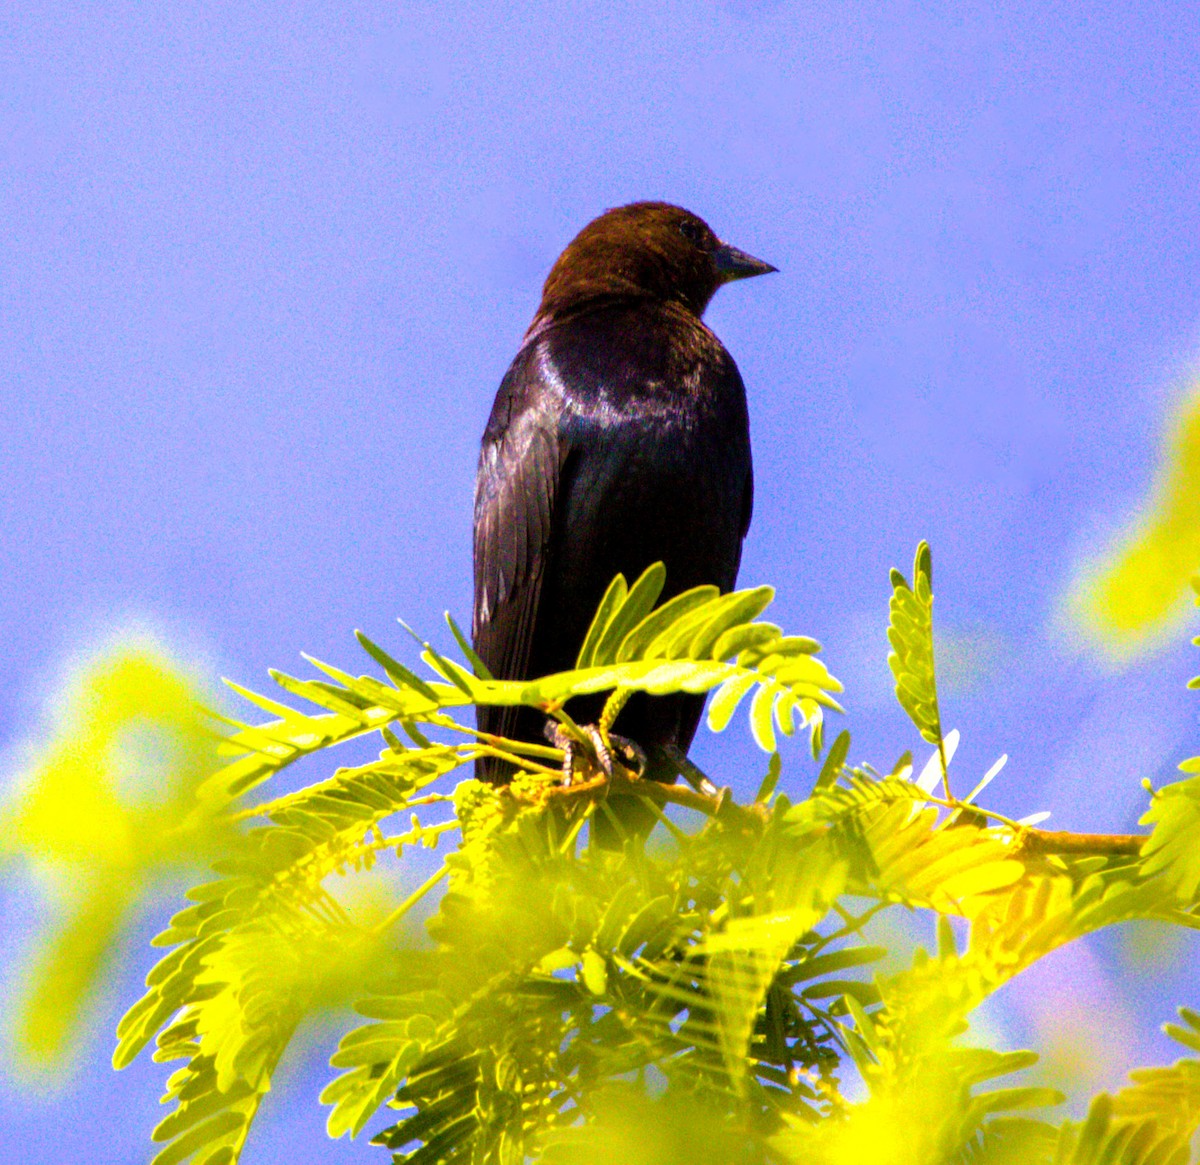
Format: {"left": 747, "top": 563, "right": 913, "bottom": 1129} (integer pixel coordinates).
{"left": 504, "top": 770, "right": 1149, "bottom": 857}
{"left": 1015, "top": 829, "right": 1144, "bottom": 857}
{"left": 516, "top": 770, "right": 767, "bottom": 828}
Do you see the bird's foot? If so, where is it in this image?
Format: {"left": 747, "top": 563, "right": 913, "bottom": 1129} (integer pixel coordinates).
{"left": 587, "top": 726, "right": 646, "bottom": 779}
{"left": 543, "top": 722, "right": 579, "bottom": 783}
{"left": 543, "top": 720, "right": 647, "bottom": 782}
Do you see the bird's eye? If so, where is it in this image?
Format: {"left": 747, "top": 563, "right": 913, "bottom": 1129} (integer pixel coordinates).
{"left": 678, "top": 219, "right": 705, "bottom": 246}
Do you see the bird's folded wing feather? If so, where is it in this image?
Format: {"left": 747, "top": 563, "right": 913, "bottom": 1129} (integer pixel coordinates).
{"left": 472, "top": 372, "right": 563, "bottom": 745}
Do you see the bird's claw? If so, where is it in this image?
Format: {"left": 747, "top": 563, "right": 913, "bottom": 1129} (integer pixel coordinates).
{"left": 543, "top": 721, "right": 579, "bottom": 782}
{"left": 542, "top": 720, "right": 647, "bottom": 782}
{"left": 600, "top": 730, "right": 647, "bottom": 779}
{"left": 586, "top": 724, "right": 614, "bottom": 777}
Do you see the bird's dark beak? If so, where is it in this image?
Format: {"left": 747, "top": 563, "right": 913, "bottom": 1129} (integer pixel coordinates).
{"left": 713, "top": 242, "right": 778, "bottom": 283}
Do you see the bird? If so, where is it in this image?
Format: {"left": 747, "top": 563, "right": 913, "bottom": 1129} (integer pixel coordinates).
{"left": 471, "top": 201, "right": 775, "bottom": 823}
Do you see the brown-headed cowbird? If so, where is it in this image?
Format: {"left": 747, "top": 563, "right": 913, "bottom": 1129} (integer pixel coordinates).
{"left": 472, "top": 202, "right": 775, "bottom": 808}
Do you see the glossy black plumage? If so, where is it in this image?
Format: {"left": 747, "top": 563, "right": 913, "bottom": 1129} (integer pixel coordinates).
{"left": 472, "top": 202, "right": 774, "bottom": 787}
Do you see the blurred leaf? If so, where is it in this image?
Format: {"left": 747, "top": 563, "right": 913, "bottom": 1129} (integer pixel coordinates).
{"left": 542, "top": 1087, "right": 768, "bottom": 1165}
{"left": 114, "top": 741, "right": 457, "bottom": 1165}
{"left": 13, "top": 879, "right": 128, "bottom": 1066}
{"left": 1075, "top": 384, "right": 1200, "bottom": 654}
{"left": 3, "top": 642, "right": 231, "bottom": 1071}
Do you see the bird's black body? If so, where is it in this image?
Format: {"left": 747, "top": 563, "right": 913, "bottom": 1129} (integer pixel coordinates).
{"left": 472, "top": 202, "right": 773, "bottom": 787}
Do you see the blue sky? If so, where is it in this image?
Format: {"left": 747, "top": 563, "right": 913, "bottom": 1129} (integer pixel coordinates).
{"left": 3, "top": 3, "right": 1200, "bottom": 1161}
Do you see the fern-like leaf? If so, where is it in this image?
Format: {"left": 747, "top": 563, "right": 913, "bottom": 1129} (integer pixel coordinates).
{"left": 888, "top": 541, "right": 945, "bottom": 756}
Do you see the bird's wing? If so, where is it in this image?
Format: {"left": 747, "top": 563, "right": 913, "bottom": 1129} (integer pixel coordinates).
{"left": 739, "top": 457, "right": 754, "bottom": 540}
{"left": 472, "top": 357, "right": 563, "bottom": 748}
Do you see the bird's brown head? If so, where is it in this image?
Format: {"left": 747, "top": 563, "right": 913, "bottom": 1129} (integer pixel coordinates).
{"left": 536, "top": 202, "right": 776, "bottom": 324}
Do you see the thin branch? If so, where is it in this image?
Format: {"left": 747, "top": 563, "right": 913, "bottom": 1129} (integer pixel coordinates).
{"left": 370, "top": 863, "right": 450, "bottom": 935}
{"left": 1016, "top": 829, "right": 1144, "bottom": 857}
{"left": 819, "top": 900, "right": 893, "bottom": 949}
{"left": 466, "top": 742, "right": 563, "bottom": 779}
{"left": 423, "top": 713, "right": 564, "bottom": 761}
{"left": 379, "top": 820, "right": 461, "bottom": 848}
{"left": 921, "top": 794, "right": 1148, "bottom": 855}
{"left": 506, "top": 769, "right": 1149, "bottom": 857}
{"left": 514, "top": 769, "right": 767, "bottom": 828}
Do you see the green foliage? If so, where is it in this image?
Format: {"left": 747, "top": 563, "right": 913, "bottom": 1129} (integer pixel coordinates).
{"left": 1, "top": 643, "right": 233, "bottom": 1070}
{"left": 357, "top": 809, "right": 857, "bottom": 1162}
{"left": 5, "top": 553, "right": 1200, "bottom": 1163}
{"left": 888, "top": 541, "right": 946, "bottom": 773}
{"left": 113, "top": 745, "right": 459, "bottom": 1164}
{"left": 1140, "top": 580, "right": 1200, "bottom": 903}
{"left": 201, "top": 566, "right": 842, "bottom": 810}
{"left": 1071, "top": 385, "right": 1200, "bottom": 656}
